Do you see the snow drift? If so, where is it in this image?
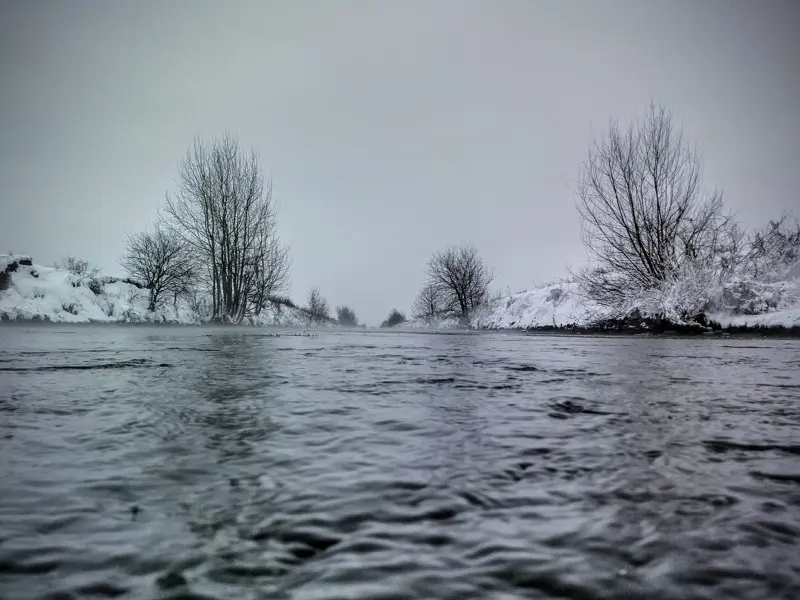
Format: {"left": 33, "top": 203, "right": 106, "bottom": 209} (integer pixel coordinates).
{"left": 0, "top": 255, "right": 312, "bottom": 326}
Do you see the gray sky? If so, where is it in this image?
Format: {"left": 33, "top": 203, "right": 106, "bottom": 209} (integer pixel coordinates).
{"left": 1, "top": 0, "right": 798, "bottom": 325}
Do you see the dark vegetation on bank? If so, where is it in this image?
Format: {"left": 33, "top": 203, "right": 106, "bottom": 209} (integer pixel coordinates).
{"left": 504, "top": 317, "right": 800, "bottom": 338}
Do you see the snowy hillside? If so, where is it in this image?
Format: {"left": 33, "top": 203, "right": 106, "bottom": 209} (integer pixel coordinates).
{"left": 477, "top": 282, "right": 599, "bottom": 329}
{"left": 0, "top": 255, "right": 313, "bottom": 326}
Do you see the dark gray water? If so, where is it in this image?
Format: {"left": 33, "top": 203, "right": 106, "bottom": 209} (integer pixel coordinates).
{"left": 1, "top": 325, "right": 799, "bottom": 600}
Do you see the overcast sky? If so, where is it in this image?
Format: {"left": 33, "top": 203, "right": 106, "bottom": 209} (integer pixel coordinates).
{"left": 1, "top": 0, "right": 798, "bottom": 325}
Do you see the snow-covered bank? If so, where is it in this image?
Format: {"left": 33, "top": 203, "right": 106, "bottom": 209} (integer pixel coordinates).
{"left": 394, "top": 266, "right": 799, "bottom": 334}
{"left": 477, "top": 271, "right": 800, "bottom": 332}
{"left": 0, "top": 255, "right": 312, "bottom": 326}
{"left": 4, "top": 254, "right": 797, "bottom": 332}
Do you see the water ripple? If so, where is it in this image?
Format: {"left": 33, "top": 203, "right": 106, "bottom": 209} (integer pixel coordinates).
{"left": 0, "top": 327, "right": 798, "bottom": 599}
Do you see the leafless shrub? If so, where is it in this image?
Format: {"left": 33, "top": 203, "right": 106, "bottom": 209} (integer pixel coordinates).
{"left": 423, "top": 245, "right": 494, "bottom": 324}
{"left": 59, "top": 256, "right": 100, "bottom": 279}
{"left": 381, "top": 309, "right": 406, "bottom": 328}
{"left": 576, "top": 102, "right": 730, "bottom": 305}
{"left": 743, "top": 215, "right": 800, "bottom": 281}
{"left": 120, "top": 224, "right": 196, "bottom": 312}
{"left": 488, "top": 287, "right": 505, "bottom": 305}
{"left": 336, "top": 305, "right": 358, "bottom": 327}
{"left": 305, "top": 287, "right": 330, "bottom": 324}
{"left": 250, "top": 229, "right": 291, "bottom": 317}
{"left": 411, "top": 283, "right": 443, "bottom": 322}
{"left": 163, "top": 134, "right": 290, "bottom": 322}
{"left": 186, "top": 288, "right": 210, "bottom": 320}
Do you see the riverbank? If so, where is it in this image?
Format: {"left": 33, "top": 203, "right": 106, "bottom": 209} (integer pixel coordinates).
{"left": 511, "top": 322, "right": 800, "bottom": 338}
{"left": 3, "top": 254, "right": 799, "bottom": 335}
{"left": 0, "top": 254, "right": 314, "bottom": 326}
{"left": 474, "top": 277, "right": 800, "bottom": 337}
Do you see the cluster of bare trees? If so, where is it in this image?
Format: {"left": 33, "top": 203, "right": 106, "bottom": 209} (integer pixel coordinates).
{"left": 121, "top": 134, "right": 290, "bottom": 322}
{"left": 412, "top": 245, "right": 494, "bottom": 324}
{"left": 574, "top": 101, "right": 800, "bottom": 306}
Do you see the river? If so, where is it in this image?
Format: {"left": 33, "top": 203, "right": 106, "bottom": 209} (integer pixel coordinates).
{"left": 1, "top": 325, "right": 798, "bottom": 599}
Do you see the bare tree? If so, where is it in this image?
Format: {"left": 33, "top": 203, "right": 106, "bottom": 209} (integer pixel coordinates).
{"left": 411, "top": 283, "right": 442, "bottom": 322}
{"left": 120, "top": 224, "right": 196, "bottom": 312}
{"left": 305, "top": 286, "right": 330, "bottom": 324}
{"left": 163, "top": 134, "right": 289, "bottom": 322}
{"left": 576, "top": 102, "right": 728, "bottom": 304}
{"left": 336, "top": 305, "right": 358, "bottom": 327}
{"left": 424, "top": 245, "right": 494, "bottom": 323}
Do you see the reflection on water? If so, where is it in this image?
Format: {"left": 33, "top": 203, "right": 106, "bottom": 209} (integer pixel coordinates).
{"left": 1, "top": 325, "right": 799, "bottom": 600}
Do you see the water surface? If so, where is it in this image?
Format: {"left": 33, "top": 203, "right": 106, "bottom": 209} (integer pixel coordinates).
{"left": 1, "top": 325, "right": 799, "bottom": 599}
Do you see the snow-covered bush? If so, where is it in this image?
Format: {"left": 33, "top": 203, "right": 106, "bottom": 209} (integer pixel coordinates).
{"left": 742, "top": 217, "right": 800, "bottom": 282}
{"left": 59, "top": 256, "right": 100, "bottom": 279}
{"left": 621, "top": 262, "right": 719, "bottom": 323}
{"left": 88, "top": 278, "right": 103, "bottom": 296}
{"left": 713, "top": 277, "right": 798, "bottom": 315}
